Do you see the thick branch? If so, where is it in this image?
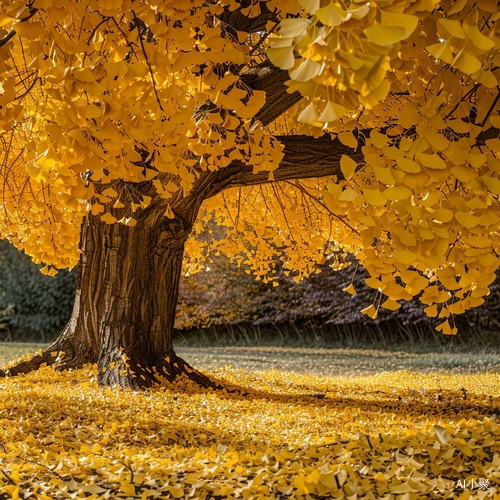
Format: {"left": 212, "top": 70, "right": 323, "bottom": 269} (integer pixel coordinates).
{"left": 240, "top": 60, "right": 301, "bottom": 126}
{"left": 217, "top": 1, "right": 278, "bottom": 34}
{"left": 204, "top": 135, "right": 362, "bottom": 197}
{"left": 202, "top": 125, "right": 500, "bottom": 197}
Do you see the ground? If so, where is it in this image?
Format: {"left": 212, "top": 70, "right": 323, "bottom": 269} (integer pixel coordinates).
{"left": 0, "top": 343, "right": 499, "bottom": 499}
{"left": 2, "top": 342, "right": 499, "bottom": 376}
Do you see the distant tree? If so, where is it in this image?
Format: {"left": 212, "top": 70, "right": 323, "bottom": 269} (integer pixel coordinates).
{"left": 1, "top": 0, "right": 499, "bottom": 388}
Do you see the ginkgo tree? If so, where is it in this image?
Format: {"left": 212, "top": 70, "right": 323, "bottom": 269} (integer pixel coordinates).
{"left": 1, "top": 0, "right": 499, "bottom": 389}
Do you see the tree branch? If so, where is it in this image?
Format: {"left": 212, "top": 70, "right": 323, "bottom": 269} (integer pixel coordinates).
{"left": 204, "top": 134, "right": 362, "bottom": 198}
{"left": 0, "top": 8, "right": 39, "bottom": 48}
{"left": 201, "top": 124, "right": 500, "bottom": 198}
{"left": 217, "top": 1, "right": 279, "bottom": 34}
{"left": 240, "top": 60, "right": 301, "bottom": 126}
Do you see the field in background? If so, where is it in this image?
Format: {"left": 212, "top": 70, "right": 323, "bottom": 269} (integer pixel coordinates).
{"left": 1, "top": 341, "right": 499, "bottom": 377}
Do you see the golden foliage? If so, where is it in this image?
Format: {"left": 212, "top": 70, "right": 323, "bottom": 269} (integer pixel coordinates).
{"left": 0, "top": 365, "right": 498, "bottom": 498}
{"left": 1, "top": 0, "right": 500, "bottom": 330}
{"left": 264, "top": 0, "right": 500, "bottom": 331}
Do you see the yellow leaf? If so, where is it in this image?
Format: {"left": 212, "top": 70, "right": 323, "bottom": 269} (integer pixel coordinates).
{"left": 365, "top": 277, "right": 382, "bottom": 289}
{"left": 370, "top": 130, "right": 389, "bottom": 148}
{"left": 396, "top": 158, "right": 421, "bottom": 173}
{"left": 120, "top": 482, "right": 136, "bottom": 496}
{"left": 381, "top": 298, "right": 401, "bottom": 311}
{"left": 101, "top": 212, "right": 118, "bottom": 224}
{"left": 364, "top": 22, "right": 406, "bottom": 46}
{"left": 363, "top": 189, "right": 386, "bottom": 206}
{"left": 465, "top": 24, "right": 495, "bottom": 51}
{"left": 393, "top": 249, "right": 416, "bottom": 265}
{"left": 434, "top": 424, "right": 451, "bottom": 444}
{"left": 338, "top": 187, "right": 359, "bottom": 202}
{"left": 373, "top": 166, "right": 395, "bottom": 184}
{"left": 315, "top": 2, "right": 347, "bottom": 26}
{"left": 432, "top": 207, "right": 454, "bottom": 223}
{"left": 25, "top": 160, "right": 43, "bottom": 183}
{"left": 338, "top": 131, "right": 358, "bottom": 148}
{"left": 318, "top": 101, "right": 347, "bottom": 123}
{"left": 167, "top": 485, "right": 185, "bottom": 498}
{"left": 455, "top": 211, "right": 479, "bottom": 229}
{"left": 381, "top": 11, "right": 419, "bottom": 39}
{"left": 164, "top": 204, "right": 175, "bottom": 219}
{"left": 437, "top": 18, "right": 465, "bottom": 39}
{"left": 299, "top": 0, "right": 321, "bottom": 14}
{"left": 102, "top": 187, "right": 118, "bottom": 197}
{"left": 455, "top": 50, "right": 482, "bottom": 75}
{"left": 15, "top": 21, "right": 44, "bottom": 39}
{"left": 91, "top": 204, "right": 104, "bottom": 216}
{"left": 342, "top": 283, "right": 356, "bottom": 295}
{"left": 289, "top": 58, "right": 321, "bottom": 82}
{"left": 383, "top": 185, "right": 411, "bottom": 201}
{"left": 267, "top": 46, "right": 295, "bottom": 70}
{"left": 424, "top": 304, "right": 438, "bottom": 317}
{"left": 416, "top": 152, "right": 447, "bottom": 170}
{"left": 72, "top": 68, "right": 95, "bottom": 83}
{"left": 436, "top": 320, "right": 457, "bottom": 336}
{"left": 361, "top": 304, "right": 378, "bottom": 319}
{"left": 340, "top": 155, "right": 357, "bottom": 181}
{"left": 298, "top": 102, "right": 319, "bottom": 123}
{"left": 482, "top": 175, "right": 500, "bottom": 196}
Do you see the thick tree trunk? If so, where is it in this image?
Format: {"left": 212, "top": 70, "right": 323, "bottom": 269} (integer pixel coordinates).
{"left": 1, "top": 209, "right": 217, "bottom": 390}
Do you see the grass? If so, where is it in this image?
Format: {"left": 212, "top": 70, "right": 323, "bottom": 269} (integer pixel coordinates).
{"left": 1, "top": 340, "right": 499, "bottom": 377}
{"left": 0, "top": 342, "right": 47, "bottom": 366}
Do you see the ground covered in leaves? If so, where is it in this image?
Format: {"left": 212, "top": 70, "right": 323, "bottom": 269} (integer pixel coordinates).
{"left": 2, "top": 344, "right": 499, "bottom": 378}
{"left": 0, "top": 362, "right": 499, "bottom": 499}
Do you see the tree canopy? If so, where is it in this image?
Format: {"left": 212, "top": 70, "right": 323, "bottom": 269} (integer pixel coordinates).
{"left": 1, "top": 0, "right": 500, "bottom": 338}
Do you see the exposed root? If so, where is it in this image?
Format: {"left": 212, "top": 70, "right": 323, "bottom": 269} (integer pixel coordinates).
{"left": 0, "top": 332, "right": 93, "bottom": 380}
{"left": 0, "top": 333, "right": 226, "bottom": 394}
{"left": 97, "top": 350, "right": 222, "bottom": 391}
{"left": 0, "top": 352, "right": 50, "bottom": 378}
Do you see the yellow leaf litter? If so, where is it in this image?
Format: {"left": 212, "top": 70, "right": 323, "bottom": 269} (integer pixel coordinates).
{"left": 0, "top": 366, "right": 499, "bottom": 499}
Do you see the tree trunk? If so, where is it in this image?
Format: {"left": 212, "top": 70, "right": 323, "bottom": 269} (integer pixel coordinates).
{"left": 1, "top": 210, "right": 217, "bottom": 390}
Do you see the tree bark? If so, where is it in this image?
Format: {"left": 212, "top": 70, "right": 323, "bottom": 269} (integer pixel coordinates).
{"left": 1, "top": 207, "right": 218, "bottom": 390}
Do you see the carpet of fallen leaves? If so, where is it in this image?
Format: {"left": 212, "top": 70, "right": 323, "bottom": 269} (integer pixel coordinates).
{"left": 0, "top": 365, "right": 499, "bottom": 499}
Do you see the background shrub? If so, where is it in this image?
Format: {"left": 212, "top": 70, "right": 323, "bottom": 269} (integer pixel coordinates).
{"left": 0, "top": 240, "right": 77, "bottom": 341}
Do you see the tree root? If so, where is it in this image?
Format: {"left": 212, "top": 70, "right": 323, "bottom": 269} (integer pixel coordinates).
{"left": 96, "top": 351, "right": 222, "bottom": 391}
{"left": 0, "top": 334, "right": 223, "bottom": 393}
{"left": 0, "top": 326, "right": 94, "bottom": 380}
{"left": 0, "top": 347, "right": 91, "bottom": 379}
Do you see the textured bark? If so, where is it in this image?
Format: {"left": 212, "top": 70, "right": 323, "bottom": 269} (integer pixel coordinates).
{"left": 0, "top": 12, "right": 362, "bottom": 389}
{"left": 218, "top": 1, "right": 278, "bottom": 35}
{"left": 200, "top": 134, "right": 361, "bottom": 199}
{"left": 1, "top": 206, "right": 219, "bottom": 390}
{"left": 240, "top": 61, "right": 302, "bottom": 126}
